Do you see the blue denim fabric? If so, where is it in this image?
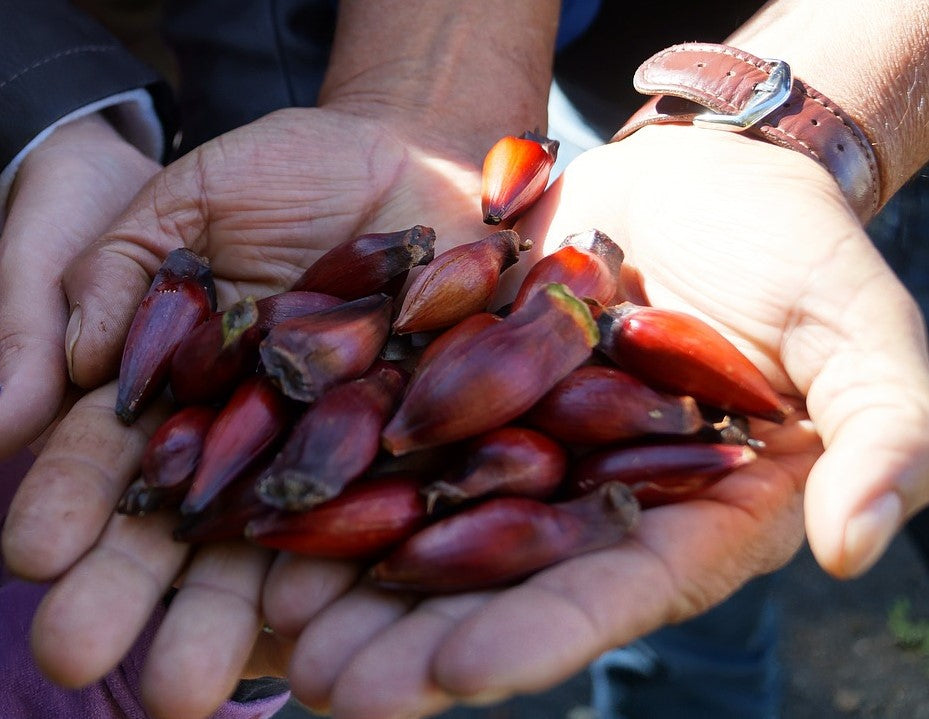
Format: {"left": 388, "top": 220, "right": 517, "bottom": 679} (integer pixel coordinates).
{"left": 867, "top": 169, "right": 929, "bottom": 317}
{"left": 590, "top": 575, "right": 782, "bottom": 719}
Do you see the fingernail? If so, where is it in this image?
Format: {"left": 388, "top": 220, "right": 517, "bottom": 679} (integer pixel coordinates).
{"left": 65, "top": 305, "right": 82, "bottom": 381}
{"left": 843, "top": 492, "right": 902, "bottom": 577}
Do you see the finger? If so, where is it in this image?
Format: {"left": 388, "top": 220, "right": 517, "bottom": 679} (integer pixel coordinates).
{"left": 139, "top": 541, "right": 274, "bottom": 719}
{"left": 783, "top": 239, "right": 929, "bottom": 577}
{"left": 0, "top": 238, "right": 69, "bottom": 456}
{"left": 287, "top": 583, "right": 417, "bottom": 712}
{"left": 25, "top": 384, "right": 84, "bottom": 456}
{"left": 30, "top": 510, "right": 188, "bottom": 687}
{"left": 326, "top": 592, "right": 492, "bottom": 719}
{"left": 801, "top": 306, "right": 929, "bottom": 576}
{"left": 261, "top": 552, "right": 361, "bottom": 638}
{"left": 1, "top": 382, "right": 169, "bottom": 580}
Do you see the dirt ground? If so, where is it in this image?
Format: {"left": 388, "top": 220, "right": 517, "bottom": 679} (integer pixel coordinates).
{"left": 772, "top": 534, "right": 929, "bottom": 719}
{"left": 274, "top": 530, "right": 929, "bottom": 719}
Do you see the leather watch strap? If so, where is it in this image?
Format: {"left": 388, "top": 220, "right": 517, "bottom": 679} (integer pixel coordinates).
{"left": 611, "top": 43, "right": 880, "bottom": 222}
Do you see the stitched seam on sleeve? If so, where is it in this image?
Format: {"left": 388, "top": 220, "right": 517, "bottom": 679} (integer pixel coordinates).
{"left": 0, "top": 45, "right": 119, "bottom": 90}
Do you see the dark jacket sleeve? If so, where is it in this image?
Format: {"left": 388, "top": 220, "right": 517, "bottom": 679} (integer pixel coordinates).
{"left": 0, "top": 0, "right": 173, "bottom": 169}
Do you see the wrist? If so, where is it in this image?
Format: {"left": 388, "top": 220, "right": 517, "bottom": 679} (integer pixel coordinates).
{"left": 21, "top": 112, "right": 144, "bottom": 170}
{"left": 611, "top": 43, "right": 881, "bottom": 222}
{"left": 3, "top": 91, "right": 164, "bottom": 222}
{"left": 318, "top": 0, "right": 559, "bottom": 166}
{"left": 727, "top": 0, "right": 929, "bottom": 206}
{"left": 11, "top": 112, "right": 157, "bottom": 209}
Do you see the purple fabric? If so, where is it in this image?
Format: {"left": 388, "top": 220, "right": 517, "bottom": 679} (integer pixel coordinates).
{"left": 0, "top": 449, "right": 290, "bottom": 718}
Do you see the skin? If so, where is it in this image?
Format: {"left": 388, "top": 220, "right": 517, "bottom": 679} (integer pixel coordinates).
{"left": 1, "top": 107, "right": 495, "bottom": 719}
{"left": 0, "top": 114, "right": 160, "bottom": 455}
{"left": 3, "top": 0, "right": 929, "bottom": 718}
{"left": 8, "top": 122, "right": 929, "bottom": 719}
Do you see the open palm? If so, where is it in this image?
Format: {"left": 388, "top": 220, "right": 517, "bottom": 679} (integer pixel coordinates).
{"left": 63, "top": 106, "right": 490, "bottom": 388}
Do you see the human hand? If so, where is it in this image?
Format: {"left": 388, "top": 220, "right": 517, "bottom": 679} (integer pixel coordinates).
{"left": 59, "top": 107, "right": 491, "bottom": 391}
{"left": 0, "top": 113, "right": 160, "bottom": 457}
{"left": 518, "top": 125, "right": 929, "bottom": 581}
{"left": 3, "top": 0, "right": 561, "bottom": 710}
{"left": 242, "top": 123, "right": 929, "bottom": 719}
{"left": 2, "top": 382, "right": 293, "bottom": 718}
{"left": 2, "top": 105, "right": 495, "bottom": 719}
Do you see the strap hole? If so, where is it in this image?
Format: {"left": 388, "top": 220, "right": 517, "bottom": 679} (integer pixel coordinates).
{"left": 696, "top": 62, "right": 706, "bottom": 67}
{"left": 726, "top": 70, "right": 735, "bottom": 76}
{"left": 810, "top": 118, "right": 819, "bottom": 126}
{"left": 837, "top": 144, "right": 845, "bottom": 152}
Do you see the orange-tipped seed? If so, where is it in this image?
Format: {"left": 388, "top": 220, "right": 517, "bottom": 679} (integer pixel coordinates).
{"left": 511, "top": 229, "right": 624, "bottom": 311}
{"left": 568, "top": 442, "right": 758, "bottom": 506}
{"left": 259, "top": 294, "right": 393, "bottom": 402}
{"left": 291, "top": 225, "right": 436, "bottom": 299}
{"left": 525, "top": 364, "right": 705, "bottom": 445}
{"left": 257, "top": 361, "right": 408, "bottom": 510}
{"left": 421, "top": 426, "right": 567, "bottom": 512}
{"left": 369, "top": 481, "right": 639, "bottom": 593}
{"left": 141, "top": 405, "right": 218, "bottom": 489}
{"left": 180, "top": 376, "right": 292, "bottom": 515}
{"left": 481, "top": 130, "right": 559, "bottom": 226}
{"left": 246, "top": 475, "right": 428, "bottom": 559}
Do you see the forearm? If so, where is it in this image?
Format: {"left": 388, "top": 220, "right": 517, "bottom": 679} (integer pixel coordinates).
{"left": 728, "top": 0, "right": 929, "bottom": 206}
{"left": 318, "top": 0, "right": 560, "bottom": 162}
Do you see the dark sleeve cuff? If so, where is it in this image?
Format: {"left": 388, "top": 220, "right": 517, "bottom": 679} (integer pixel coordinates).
{"left": 0, "top": 1, "right": 175, "bottom": 168}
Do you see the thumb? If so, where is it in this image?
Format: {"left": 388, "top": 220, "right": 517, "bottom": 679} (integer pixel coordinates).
{"left": 793, "top": 243, "right": 929, "bottom": 578}
{"left": 63, "top": 150, "right": 209, "bottom": 389}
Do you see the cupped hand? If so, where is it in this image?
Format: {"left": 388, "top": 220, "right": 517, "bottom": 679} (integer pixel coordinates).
{"left": 2, "top": 106, "right": 492, "bottom": 719}
{"left": 258, "top": 125, "right": 929, "bottom": 718}
{"left": 519, "top": 125, "right": 929, "bottom": 580}
{"left": 10, "top": 115, "right": 920, "bottom": 719}
{"left": 262, "top": 419, "right": 815, "bottom": 718}
{"left": 0, "top": 113, "right": 160, "bottom": 457}
{"left": 249, "top": 126, "right": 843, "bottom": 718}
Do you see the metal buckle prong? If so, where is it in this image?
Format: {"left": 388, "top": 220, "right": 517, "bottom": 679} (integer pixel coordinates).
{"left": 692, "top": 59, "right": 792, "bottom": 131}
